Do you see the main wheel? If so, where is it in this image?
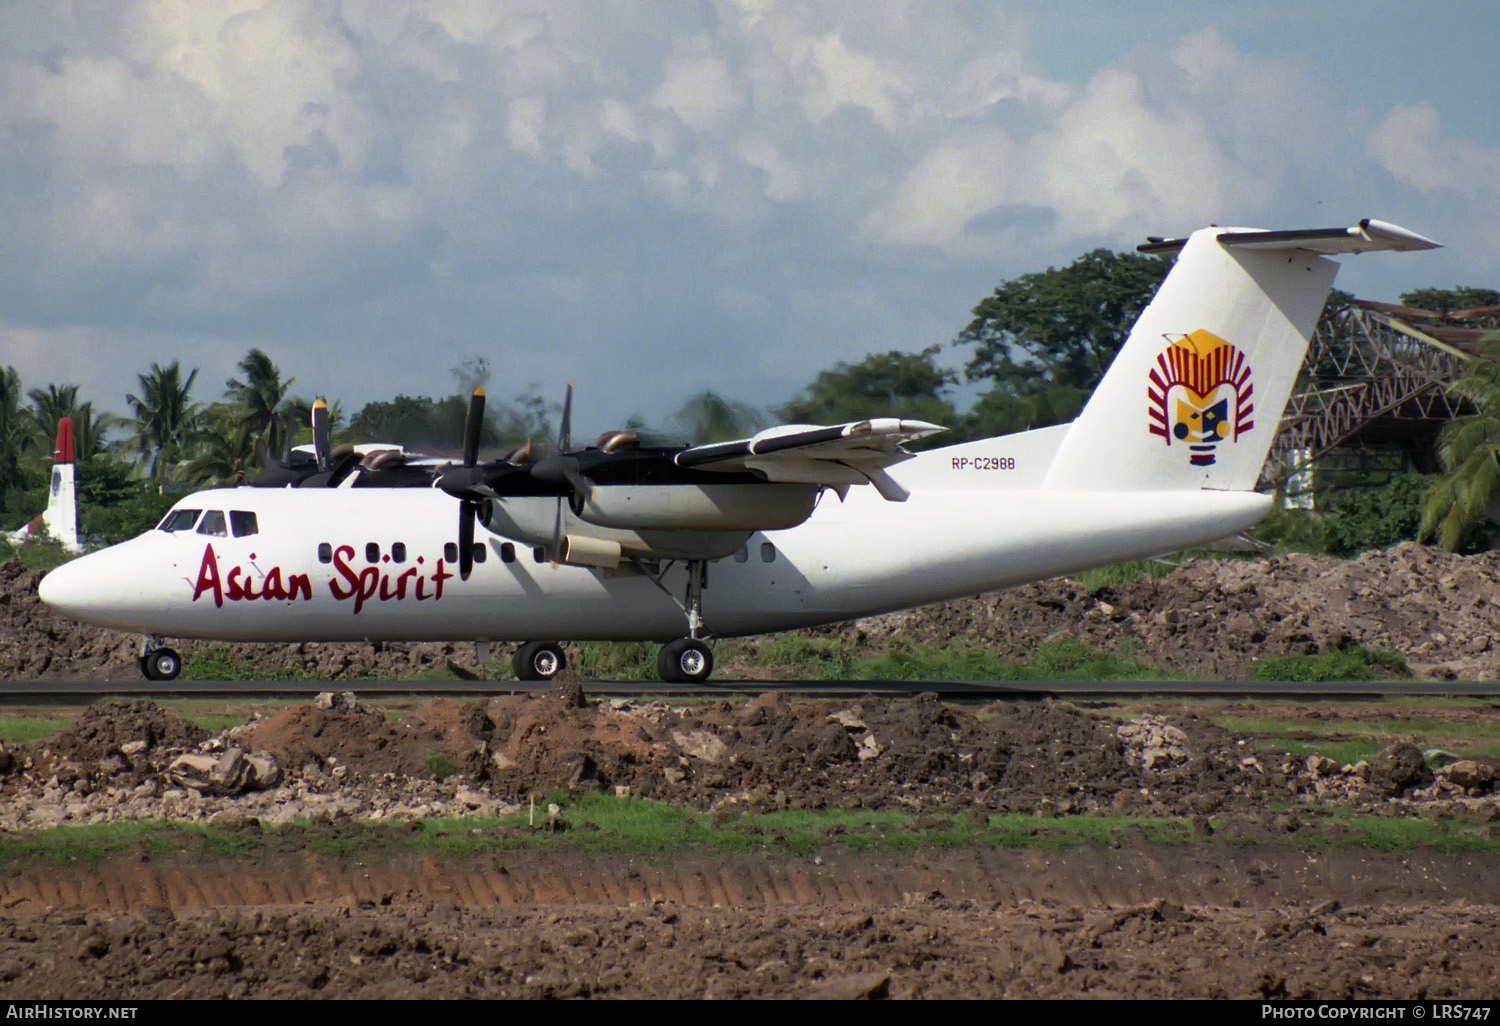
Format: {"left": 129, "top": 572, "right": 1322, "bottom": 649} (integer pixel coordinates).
{"left": 513, "top": 641, "right": 566, "bottom": 681}
{"left": 657, "top": 638, "right": 713, "bottom": 683}
{"left": 142, "top": 647, "right": 183, "bottom": 682}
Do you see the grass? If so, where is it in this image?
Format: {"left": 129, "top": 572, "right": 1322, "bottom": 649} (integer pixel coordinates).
{"left": 1250, "top": 646, "right": 1408, "bottom": 682}
{"left": 6, "top": 796, "right": 1498, "bottom": 866}
{"left": 184, "top": 645, "right": 319, "bottom": 681}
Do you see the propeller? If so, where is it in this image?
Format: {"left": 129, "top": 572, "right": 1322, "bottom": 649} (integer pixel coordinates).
{"left": 529, "top": 384, "right": 596, "bottom": 513}
{"left": 312, "top": 399, "right": 331, "bottom": 472}
{"left": 450, "top": 388, "right": 485, "bottom": 580}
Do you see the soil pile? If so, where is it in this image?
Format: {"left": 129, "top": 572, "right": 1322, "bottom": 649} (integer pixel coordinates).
{"left": 6, "top": 695, "right": 1496, "bottom": 830}
{"left": 845, "top": 542, "right": 1500, "bottom": 680}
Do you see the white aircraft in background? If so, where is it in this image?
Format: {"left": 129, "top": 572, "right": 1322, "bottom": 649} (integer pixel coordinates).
{"left": 38, "top": 219, "right": 1438, "bottom": 682}
{"left": 5, "top": 418, "right": 82, "bottom": 555}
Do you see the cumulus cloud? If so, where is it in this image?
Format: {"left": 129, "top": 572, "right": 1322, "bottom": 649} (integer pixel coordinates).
{"left": 0, "top": 3, "right": 1486, "bottom": 427}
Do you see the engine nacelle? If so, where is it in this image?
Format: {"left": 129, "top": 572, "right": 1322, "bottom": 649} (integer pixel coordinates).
{"left": 574, "top": 483, "right": 818, "bottom": 531}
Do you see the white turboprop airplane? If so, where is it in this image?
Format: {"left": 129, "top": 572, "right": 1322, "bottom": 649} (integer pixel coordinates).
{"left": 5, "top": 418, "right": 83, "bottom": 555}
{"left": 38, "top": 219, "right": 1438, "bottom": 682}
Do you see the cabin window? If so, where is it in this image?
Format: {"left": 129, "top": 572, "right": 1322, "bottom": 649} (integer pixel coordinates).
{"left": 444, "top": 542, "right": 458, "bottom": 563}
{"left": 471, "top": 543, "right": 486, "bottom": 564}
{"left": 391, "top": 542, "right": 407, "bottom": 563}
{"left": 533, "top": 547, "right": 547, "bottom": 563}
{"left": 501, "top": 542, "right": 515, "bottom": 563}
{"left": 229, "top": 511, "right": 258, "bottom": 537}
{"left": 733, "top": 546, "right": 748, "bottom": 563}
{"left": 760, "top": 542, "right": 776, "bottom": 563}
{"left": 196, "top": 511, "right": 228, "bottom": 537}
{"left": 318, "top": 543, "right": 333, "bottom": 564}
{"left": 158, "top": 509, "right": 201, "bottom": 532}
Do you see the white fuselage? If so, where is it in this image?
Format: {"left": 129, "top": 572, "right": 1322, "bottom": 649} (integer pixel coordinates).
{"left": 37, "top": 432, "right": 1270, "bottom": 644}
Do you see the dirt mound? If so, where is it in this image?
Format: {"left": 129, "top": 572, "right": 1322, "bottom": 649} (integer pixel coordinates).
{"left": 42, "top": 698, "right": 209, "bottom": 763}
{"left": 236, "top": 696, "right": 459, "bottom": 781}
{"left": 468, "top": 692, "right": 1281, "bottom": 816}
{"left": 847, "top": 542, "right": 1500, "bottom": 679}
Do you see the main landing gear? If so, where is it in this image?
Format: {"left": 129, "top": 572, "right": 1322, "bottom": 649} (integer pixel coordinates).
{"left": 513, "top": 640, "right": 567, "bottom": 681}
{"left": 657, "top": 559, "right": 714, "bottom": 683}
{"left": 139, "top": 636, "right": 183, "bottom": 681}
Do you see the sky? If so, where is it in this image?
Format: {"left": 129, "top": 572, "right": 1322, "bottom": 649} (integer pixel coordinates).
{"left": 2, "top": 0, "right": 1497, "bottom": 438}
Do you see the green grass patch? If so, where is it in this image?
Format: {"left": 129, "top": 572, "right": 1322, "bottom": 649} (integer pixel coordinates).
{"left": 1250, "top": 646, "right": 1407, "bottom": 682}
{"left": 6, "top": 799, "right": 1500, "bottom": 867}
{"left": 184, "top": 645, "right": 318, "bottom": 681}
{"left": 0, "top": 717, "right": 76, "bottom": 744}
{"left": 849, "top": 637, "right": 1185, "bottom": 682}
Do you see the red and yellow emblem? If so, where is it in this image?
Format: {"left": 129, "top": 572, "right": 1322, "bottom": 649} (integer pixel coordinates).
{"left": 1146, "top": 329, "right": 1254, "bottom": 467}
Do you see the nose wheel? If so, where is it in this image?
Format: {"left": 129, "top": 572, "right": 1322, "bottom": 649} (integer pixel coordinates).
{"left": 138, "top": 638, "right": 183, "bottom": 682}
{"left": 513, "top": 640, "right": 567, "bottom": 681}
{"left": 657, "top": 638, "right": 714, "bottom": 683}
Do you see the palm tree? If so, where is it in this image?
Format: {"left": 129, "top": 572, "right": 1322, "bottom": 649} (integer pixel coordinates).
{"left": 183, "top": 403, "right": 257, "bottom": 486}
{"left": 0, "top": 366, "right": 24, "bottom": 487}
{"left": 1421, "top": 335, "right": 1500, "bottom": 550}
{"left": 23, "top": 384, "right": 113, "bottom": 463}
{"left": 225, "top": 349, "right": 294, "bottom": 463}
{"left": 125, "top": 362, "right": 201, "bottom": 486}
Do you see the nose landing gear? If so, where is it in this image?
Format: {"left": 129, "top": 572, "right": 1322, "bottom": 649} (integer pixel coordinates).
{"left": 138, "top": 637, "right": 183, "bottom": 681}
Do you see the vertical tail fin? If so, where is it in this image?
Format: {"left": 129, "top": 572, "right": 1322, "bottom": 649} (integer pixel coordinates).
{"left": 1041, "top": 220, "right": 1438, "bottom": 493}
{"left": 42, "top": 417, "right": 82, "bottom": 553}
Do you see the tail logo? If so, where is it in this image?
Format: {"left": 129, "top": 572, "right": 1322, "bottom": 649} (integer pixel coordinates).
{"left": 1147, "top": 329, "right": 1254, "bottom": 467}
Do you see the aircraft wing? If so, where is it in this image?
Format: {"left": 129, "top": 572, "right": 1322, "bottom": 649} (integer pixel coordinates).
{"left": 676, "top": 418, "right": 945, "bottom": 501}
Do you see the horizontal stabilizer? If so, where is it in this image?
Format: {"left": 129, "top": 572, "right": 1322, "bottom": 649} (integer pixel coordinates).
{"left": 1139, "top": 218, "right": 1440, "bottom": 257}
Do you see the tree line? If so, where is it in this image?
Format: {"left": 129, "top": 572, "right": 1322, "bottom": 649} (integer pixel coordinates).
{"left": 3, "top": 247, "right": 1498, "bottom": 553}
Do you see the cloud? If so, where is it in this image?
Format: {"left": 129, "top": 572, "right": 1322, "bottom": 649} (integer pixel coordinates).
{"left": 1368, "top": 103, "right": 1500, "bottom": 198}
{"left": 0, "top": 4, "right": 1487, "bottom": 430}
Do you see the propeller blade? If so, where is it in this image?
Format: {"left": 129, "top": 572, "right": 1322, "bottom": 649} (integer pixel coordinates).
{"left": 312, "top": 399, "right": 331, "bottom": 472}
{"left": 459, "top": 498, "right": 476, "bottom": 580}
{"left": 463, "top": 388, "right": 485, "bottom": 468}
{"left": 559, "top": 383, "right": 573, "bottom": 453}
{"left": 562, "top": 464, "right": 595, "bottom": 505}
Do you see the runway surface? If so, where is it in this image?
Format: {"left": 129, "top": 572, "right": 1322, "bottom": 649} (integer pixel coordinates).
{"left": 4, "top": 678, "right": 1500, "bottom": 703}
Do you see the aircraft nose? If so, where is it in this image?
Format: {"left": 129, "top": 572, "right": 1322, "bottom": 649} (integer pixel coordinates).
{"left": 38, "top": 555, "right": 96, "bottom": 620}
{"left": 38, "top": 543, "right": 160, "bottom": 629}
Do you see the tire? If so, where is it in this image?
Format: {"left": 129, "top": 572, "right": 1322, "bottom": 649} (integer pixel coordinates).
{"left": 143, "top": 648, "right": 182, "bottom": 682}
{"left": 657, "top": 638, "right": 713, "bottom": 683}
{"left": 513, "top": 641, "right": 566, "bottom": 681}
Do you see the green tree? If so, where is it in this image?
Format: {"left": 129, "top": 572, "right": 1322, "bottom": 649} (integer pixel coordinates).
{"left": 668, "top": 391, "right": 766, "bottom": 443}
{"left": 1398, "top": 287, "right": 1499, "bottom": 314}
{"left": 958, "top": 249, "right": 1170, "bottom": 431}
{"left": 781, "top": 347, "right": 958, "bottom": 438}
{"left": 125, "top": 361, "right": 201, "bottom": 486}
{"left": 224, "top": 349, "right": 294, "bottom": 462}
{"left": 23, "top": 383, "right": 111, "bottom": 463}
{"left": 0, "top": 367, "right": 24, "bottom": 500}
{"left": 183, "top": 403, "right": 257, "bottom": 486}
{"left": 1421, "top": 335, "right": 1500, "bottom": 550}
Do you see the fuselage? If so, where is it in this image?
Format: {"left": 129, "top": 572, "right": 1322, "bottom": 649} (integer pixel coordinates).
{"left": 38, "top": 435, "right": 1271, "bottom": 644}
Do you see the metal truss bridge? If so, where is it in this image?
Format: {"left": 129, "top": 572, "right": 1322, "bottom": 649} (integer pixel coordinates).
{"left": 1261, "top": 302, "right": 1500, "bottom": 489}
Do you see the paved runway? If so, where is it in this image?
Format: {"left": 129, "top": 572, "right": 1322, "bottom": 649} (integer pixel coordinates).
{"left": 3, "top": 678, "right": 1500, "bottom": 703}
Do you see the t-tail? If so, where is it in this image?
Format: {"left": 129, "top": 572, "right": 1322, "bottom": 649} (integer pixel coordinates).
{"left": 6, "top": 417, "right": 82, "bottom": 553}
{"left": 1040, "top": 219, "right": 1440, "bottom": 494}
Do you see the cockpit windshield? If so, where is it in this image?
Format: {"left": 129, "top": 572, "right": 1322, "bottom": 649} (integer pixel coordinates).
{"left": 157, "top": 509, "right": 202, "bottom": 533}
